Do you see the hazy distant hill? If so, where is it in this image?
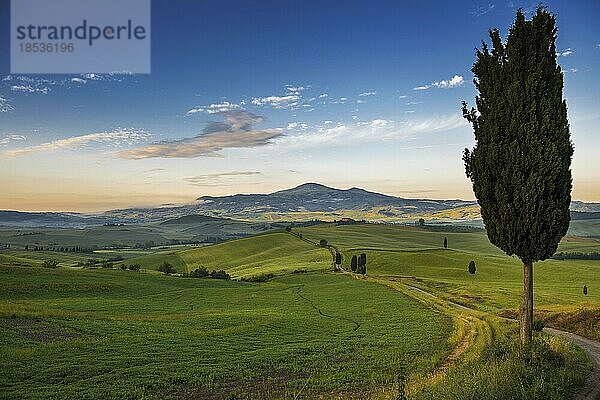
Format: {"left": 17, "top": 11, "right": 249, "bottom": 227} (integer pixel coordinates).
{"left": 196, "top": 182, "right": 475, "bottom": 215}
{"left": 2, "top": 183, "right": 600, "bottom": 227}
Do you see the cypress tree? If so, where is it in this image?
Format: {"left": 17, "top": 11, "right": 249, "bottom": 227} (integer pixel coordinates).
{"left": 583, "top": 285, "right": 588, "bottom": 296}
{"left": 462, "top": 7, "right": 573, "bottom": 344}
{"left": 468, "top": 260, "right": 476, "bottom": 275}
{"left": 359, "top": 253, "right": 367, "bottom": 275}
{"left": 351, "top": 255, "right": 358, "bottom": 272}
{"left": 443, "top": 237, "right": 448, "bottom": 249}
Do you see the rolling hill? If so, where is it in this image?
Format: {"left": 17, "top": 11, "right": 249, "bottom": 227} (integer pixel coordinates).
{"left": 196, "top": 182, "right": 475, "bottom": 215}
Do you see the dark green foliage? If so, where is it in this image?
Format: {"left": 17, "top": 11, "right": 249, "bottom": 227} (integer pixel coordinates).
{"left": 583, "top": 285, "right": 588, "bottom": 296}
{"left": 462, "top": 7, "right": 573, "bottom": 264}
{"left": 443, "top": 237, "right": 448, "bottom": 249}
{"left": 469, "top": 260, "right": 477, "bottom": 275}
{"left": 241, "top": 273, "right": 275, "bottom": 282}
{"left": 350, "top": 255, "right": 358, "bottom": 272}
{"left": 128, "top": 264, "right": 141, "bottom": 271}
{"left": 532, "top": 319, "right": 546, "bottom": 331}
{"left": 552, "top": 252, "right": 600, "bottom": 260}
{"left": 209, "top": 269, "right": 231, "bottom": 280}
{"left": 188, "top": 266, "right": 209, "bottom": 278}
{"left": 285, "top": 226, "right": 292, "bottom": 232}
{"left": 119, "top": 264, "right": 127, "bottom": 270}
{"left": 357, "top": 253, "right": 367, "bottom": 274}
{"left": 41, "top": 259, "right": 59, "bottom": 269}
{"left": 292, "top": 268, "right": 307, "bottom": 274}
{"left": 335, "top": 251, "right": 342, "bottom": 265}
{"left": 319, "top": 239, "right": 328, "bottom": 247}
{"left": 158, "top": 261, "right": 176, "bottom": 275}
{"left": 417, "top": 218, "right": 425, "bottom": 227}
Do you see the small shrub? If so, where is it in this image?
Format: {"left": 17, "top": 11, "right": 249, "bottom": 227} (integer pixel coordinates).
{"left": 119, "top": 264, "right": 127, "bottom": 270}
{"left": 292, "top": 268, "right": 307, "bottom": 274}
{"left": 242, "top": 273, "right": 275, "bottom": 283}
{"left": 41, "top": 259, "right": 59, "bottom": 269}
{"left": 128, "top": 264, "right": 141, "bottom": 272}
{"left": 319, "top": 239, "right": 328, "bottom": 247}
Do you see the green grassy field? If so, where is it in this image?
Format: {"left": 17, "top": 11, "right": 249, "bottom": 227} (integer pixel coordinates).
{"left": 0, "top": 265, "right": 451, "bottom": 400}
{"left": 128, "top": 232, "right": 333, "bottom": 279}
{"left": 295, "top": 224, "right": 600, "bottom": 339}
{"left": 0, "top": 217, "right": 272, "bottom": 250}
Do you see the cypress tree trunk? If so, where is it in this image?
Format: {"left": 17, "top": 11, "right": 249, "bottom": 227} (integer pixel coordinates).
{"left": 519, "top": 261, "right": 534, "bottom": 344}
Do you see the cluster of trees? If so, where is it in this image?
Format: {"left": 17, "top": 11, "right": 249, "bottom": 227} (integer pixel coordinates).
{"left": 158, "top": 261, "right": 176, "bottom": 275}
{"left": 25, "top": 245, "right": 92, "bottom": 253}
{"left": 350, "top": 253, "right": 367, "bottom": 274}
{"left": 182, "top": 266, "right": 231, "bottom": 280}
{"left": 552, "top": 252, "right": 600, "bottom": 260}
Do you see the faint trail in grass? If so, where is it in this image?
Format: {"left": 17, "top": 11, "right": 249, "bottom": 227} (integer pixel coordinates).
{"left": 407, "top": 284, "right": 600, "bottom": 400}
{"left": 294, "top": 285, "right": 360, "bottom": 332}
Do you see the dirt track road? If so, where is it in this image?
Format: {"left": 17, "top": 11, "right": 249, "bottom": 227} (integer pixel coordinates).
{"left": 406, "top": 285, "right": 600, "bottom": 400}
{"left": 544, "top": 327, "right": 600, "bottom": 400}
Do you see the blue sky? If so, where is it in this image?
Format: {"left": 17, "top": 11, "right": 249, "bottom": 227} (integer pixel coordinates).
{"left": 0, "top": 0, "right": 599, "bottom": 211}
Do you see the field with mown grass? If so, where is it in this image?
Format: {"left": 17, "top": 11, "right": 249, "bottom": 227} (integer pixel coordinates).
{"left": 0, "top": 263, "right": 452, "bottom": 400}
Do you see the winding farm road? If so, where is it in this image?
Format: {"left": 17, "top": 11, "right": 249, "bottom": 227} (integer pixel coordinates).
{"left": 406, "top": 285, "right": 600, "bottom": 400}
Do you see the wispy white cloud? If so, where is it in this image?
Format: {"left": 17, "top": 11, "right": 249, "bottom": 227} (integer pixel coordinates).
{"left": 11, "top": 85, "right": 50, "bottom": 94}
{"left": 184, "top": 171, "right": 262, "bottom": 186}
{"left": 558, "top": 48, "right": 573, "bottom": 57}
{"left": 359, "top": 91, "right": 376, "bottom": 97}
{"left": 251, "top": 85, "right": 310, "bottom": 109}
{"left": 119, "top": 111, "right": 283, "bottom": 159}
{"left": 432, "top": 75, "right": 464, "bottom": 89}
{"left": 187, "top": 101, "right": 241, "bottom": 115}
{"left": 0, "top": 95, "right": 13, "bottom": 112}
{"left": 471, "top": 4, "right": 495, "bottom": 17}
{"left": 4, "top": 128, "right": 149, "bottom": 158}
{"left": 274, "top": 114, "right": 466, "bottom": 149}
{"left": 398, "top": 95, "right": 408, "bottom": 99}
{"left": 71, "top": 78, "right": 87, "bottom": 84}
{"left": 252, "top": 94, "right": 300, "bottom": 109}
{"left": 414, "top": 75, "right": 464, "bottom": 90}
{"left": 318, "top": 93, "right": 328, "bottom": 99}
{"left": 0, "top": 134, "right": 26, "bottom": 146}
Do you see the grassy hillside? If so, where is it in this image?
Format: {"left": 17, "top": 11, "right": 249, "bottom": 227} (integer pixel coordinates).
{"left": 145, "top": 232, "right": 332, "bottom": 278}
{"left": 296, "top": 224, "right": 600, "bottom": 339}
{"left": 0, "top": 265, "right": 451, "bottom": 400}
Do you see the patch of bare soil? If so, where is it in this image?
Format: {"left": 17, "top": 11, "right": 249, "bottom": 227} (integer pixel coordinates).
{"left": 0, "top": 317, "right": 79, "bottom": 343}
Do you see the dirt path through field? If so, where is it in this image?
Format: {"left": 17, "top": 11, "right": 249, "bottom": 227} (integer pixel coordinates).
{"left": 406, "top": 284, "right": 600, "bottom": 400}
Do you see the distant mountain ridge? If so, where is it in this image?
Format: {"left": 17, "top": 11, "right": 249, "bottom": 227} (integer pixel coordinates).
{"left": 1, "top": 183, "right": 600, "bottom": 227}
{"left": 197, "top": 182, "right": 475, "bottom": 214}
